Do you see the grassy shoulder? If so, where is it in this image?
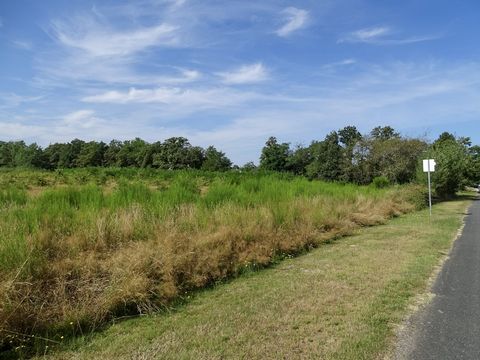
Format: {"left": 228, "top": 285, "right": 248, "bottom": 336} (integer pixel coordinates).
{"left": 35, "top": 196, "right": 472, "bottom": 360}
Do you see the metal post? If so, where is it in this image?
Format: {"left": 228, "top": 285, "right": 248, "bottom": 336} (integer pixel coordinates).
{"left": 427, "top": 163, "right": 432, "bottom": 217}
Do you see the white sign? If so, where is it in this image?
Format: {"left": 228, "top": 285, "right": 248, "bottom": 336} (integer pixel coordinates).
{"left": 423, "top": 159, "right": 436, "bottom": 172}
{"left": 423, "top": 159, "right": 435, "bottom": 217}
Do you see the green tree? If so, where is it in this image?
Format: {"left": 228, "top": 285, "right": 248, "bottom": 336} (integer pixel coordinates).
{"left": 338, "top": 126, "right": 362, "bottom": 182}
{"left": 430, "top": 135, "right": 469, "bottom": 198}
{"left": 202, "top": 146, "right": 232, "bottom": 171}
{"left": 43, "top": 143, "right": 66, "bottom": 169}
{"left": 152, "top": 137, "right": 204, "bottom": 169}
{"left": 189, "top": 146, "right": 206, "bottom": 169}
{"left": 117, "top": 138, "right": 149, "bottom": 167}
{"left": 76, "top": 141, "right": 107, "bottom": 167}
{"left": 141, "top": 141, "right": 162, "bottom": 168}
{"left": 368, "top": 138, "right": 427, "bottom": 184}
{"left": 435, "top": 132, "right": 456, "bottom": 145}
{"left": 306, "top": 131, "right": 342, "bottom": 181}
{"left": 349, "top": 138, "right": 372, "bottom": 184}
{"left": 286, "top": 145, "right": 312, "bottom": 175}
{"left": 370, "top": 126, "right": 400, "bottom": 141}
{"left": 241, "top": 162, "right": 257, "bottom": 171}
{"left": 65, "top": 139, "right": 86, "bottom": 167}
{"left": 48, "top": 139, "right": 85, "bottom": 168}
{"left": 0, "top": 141, "right": 12, "bottom": 166}
{"left": 259, "top": 137, "right": 290, "bottom": 171}
{"left": 467, "top": 145, "right": 480, "bottom": 185}
{"left": 0, "top": 141, "right": 44, "bottom": 167}
{"left": 13, "top": 142, "right": 47, "bottom": 168}
{"left": 104, "top": 140, "right": 123, "bottom": 167}
{"left": 339, "top": 126, "right": 362, "bottom": 147}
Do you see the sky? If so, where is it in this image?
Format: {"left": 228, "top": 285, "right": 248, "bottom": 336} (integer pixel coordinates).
{"left": 0, "top": 0, "right": 479, "bottom": 165}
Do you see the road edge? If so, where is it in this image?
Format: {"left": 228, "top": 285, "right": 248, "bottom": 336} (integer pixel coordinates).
{"left": 384, "top": 197, "right": 474, "bottom": 360}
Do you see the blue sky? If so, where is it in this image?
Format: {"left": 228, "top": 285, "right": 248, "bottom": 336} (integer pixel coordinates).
{"left": 1, "top": 0, "right": 479, "bottom": 164}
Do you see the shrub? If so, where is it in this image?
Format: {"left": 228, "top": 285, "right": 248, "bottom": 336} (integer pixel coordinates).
{"left": 372, "top": 176, "right": 390, "bottom": 189}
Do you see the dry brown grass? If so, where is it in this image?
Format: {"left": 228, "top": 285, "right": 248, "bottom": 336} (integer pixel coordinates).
{"left": 0, "top": 179, "right": 422, "bottom": 355}
{"left": 37, "top": 196, "right": 470, "bottom": 360}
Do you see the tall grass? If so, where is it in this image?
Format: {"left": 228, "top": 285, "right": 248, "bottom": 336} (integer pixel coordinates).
{"left": 0, "top": 169, "right": 424, "bottom": 352}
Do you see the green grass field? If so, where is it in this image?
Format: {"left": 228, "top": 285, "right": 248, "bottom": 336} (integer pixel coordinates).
{"left": 0, "top": 168, "right": 425, "bottom": 357}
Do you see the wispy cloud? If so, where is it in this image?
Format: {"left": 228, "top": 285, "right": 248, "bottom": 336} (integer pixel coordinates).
{"left": 275, "top": 7, "right": 309, "bottom": 37}
{"left": 11, "top": 40, "right": 33, "bottom": 50}
{"left": 34, "top": 7, "right": 197, "bottom": 87}
{"left": 0, "top": 93, "right": 43, "bottom": 109}
{"left": 83, "top": 87, "right": 190, "bottom": 104}
{"left": 339, "top": 26, "right": 439, "bottom": 45}
{"left": 50, "top": 18, "right": 179, "bottom": 57}
{"left": 36, "top": 56, "right": 201, "bottom": 87}
{"left": 33, "top": 2, "right": 281, "bottom": 88}
{"left": 322, "top": 58, "right": 356, "bottom": 70}
{"left": 169, "top": 0, "right": 187, "bottom": 8}
{"left": 62, "top": 110, "right": 103, "bottom": 129}
{"left": 347, "top": 26, "right": 391, "bottom": 42}
{"left": 157, "top": 69, "right": 201, "bottom": 83}
{"left": 81, "top": 86, "right": 262, "bottom": 109}
{"left": 217, "top": 63, "right": 268, "bottom": 84}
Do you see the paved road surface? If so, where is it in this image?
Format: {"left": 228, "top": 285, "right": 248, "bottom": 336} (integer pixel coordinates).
{"left": 395, "top": 198, "right": 480, "bottom": 359}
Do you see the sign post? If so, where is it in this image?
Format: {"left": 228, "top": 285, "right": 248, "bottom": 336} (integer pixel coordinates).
{"left": 423, "top": 159, "right": 436, "bottom": 217}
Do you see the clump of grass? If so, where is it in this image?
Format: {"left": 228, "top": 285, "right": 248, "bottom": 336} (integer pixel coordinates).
{"left": 0, "top": 169, "right": 423, "bottom": 354}
{"left": 0, "top": 187, "right": 27, "bottom": 207}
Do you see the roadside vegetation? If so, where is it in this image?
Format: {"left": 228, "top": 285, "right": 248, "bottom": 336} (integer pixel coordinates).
{"left": 0, "top": 170, "right": 423, "bottom": 356}
{"left": 37, "top": 195, "right": 473, "bottom": 359}
{"left": 0, "top": 125, "right": 478, "bottom": 357}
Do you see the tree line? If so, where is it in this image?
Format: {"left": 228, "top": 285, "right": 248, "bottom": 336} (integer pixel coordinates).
{"left": 0, "top": 137, "right": 232, "bottom": 171}
{"left": 1, "top": 125, "right": 479, "bottom": 197}
{"left": 258, "top": 126, "right": 480, "bottom": 197}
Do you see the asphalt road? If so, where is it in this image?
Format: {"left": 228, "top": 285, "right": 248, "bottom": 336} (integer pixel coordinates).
{"left": 395, "top": 198, "right": 480, "bottom": 359}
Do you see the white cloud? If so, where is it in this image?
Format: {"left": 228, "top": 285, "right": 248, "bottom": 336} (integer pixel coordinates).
{"left": 34, "top": 8, "right": 198, "bottom": 87}
{"left": 0, "top": 122, "right": 44, "bottom": 141}
{"left": 169, "top": 0, "right": 187, "bottom": 8}
{"left": 51, "top": 18, "right": 179, "bottom": 57}
{"left": 36, "top": 56, "right": 201, "bottom": 86}
{"left": 82, "top": 86, "right": 260, "bottom": 109}
{"left": 217, "top": 63, "right": 268, "bottom": 84}
{"left": 352, "top": 26, "right": 390, "bottom": 41}
{"left": 177, "top": 69, "right": 200, "bottom": 81}
{"left": 83, "top": 88, "right": 181, "bottom": 103}
{"left": 63, "top": 109, "right": 94, "bottom": 123}
{"left": 151, "top": 69, "right": 201, "bottom": 84}
{"left": 339, "top": 26, "right": 439, "bottom": 45}
{"left": 62, "top": 110, "right": 103, "bottom": 129}
{"left": 339, "top": 59, "right": 356, "bottom": 65}
{"left": 11, "top": 40, "right": 33, "bottom": 50}
{"left": 379, "top": 36, "right": 440, "bottom": 45}
{"left": 321, "top": 58, "right": 356, "bottom": 70}
{"left": 275, "top": 7, "right": 309, "bottom": 37}
{"left": 0, "top": 93, "right": 43, "bottom": 108}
